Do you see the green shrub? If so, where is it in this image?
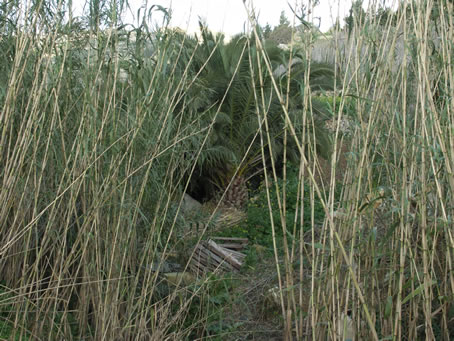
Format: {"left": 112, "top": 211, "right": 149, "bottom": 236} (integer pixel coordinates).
{"left": 245, "top": 165, "right": 326, "bottom": 248}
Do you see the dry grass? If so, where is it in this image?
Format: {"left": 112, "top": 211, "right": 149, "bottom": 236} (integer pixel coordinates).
{"left": 0, "top": 0, "right": 453, "bottom": 340}
{"left": 247, "top": 0, "right": 454, "bottom": 339}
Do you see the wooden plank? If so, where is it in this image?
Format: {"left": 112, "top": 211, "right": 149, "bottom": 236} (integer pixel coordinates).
{"left": 203, "top": 247, "right": 235, "bottom": 271}
{"left": 222, "top": 249, "right": 246, "bottom": 259}
{"left": 188, "top": 261, "right": 201, "bottom": 272}
{"left": 193, "top": 254, "right": 209, "bottom": 267}
{"left": 192, "top": 247, "right": 223, "bottom": 273}
{"left": 189, "top": 261, "right": 206, "bottom": 276}
{"left": 194, "top": 244, "right": 234, "bottom": 271}
{"left": 196, "top": 244, "right": 221, "bottom": 264}
{"left": 193, "top": 247, "right": 213, "bottom": 268}
{"left": 217, "top": 245, "right": 246, "bottom": 258}
{"left": 190, "top": 257, "right": 217, "bottom": 273}
{"left": 207, "top": 240, "right": 242, "bottom": 270}
{"left": 217, "top": 243, "right": 247, "bottom": 250}
{"left": 211, "top": 237, "right": 248, "bottom": 244}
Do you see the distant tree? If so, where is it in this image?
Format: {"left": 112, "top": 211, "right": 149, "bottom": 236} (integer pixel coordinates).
{"left": 344, "top": 1, "right": 401, "bottom": 30}
{"left": 344, "top": 0, "right": 366, "bottom": 37}
{"left": 262, "top": 23, "right": 272, "bottom": 39}
{"left": 269, "top": 25, "right": 292, "bottom": 44}
{"left": 375, "top": 6, "right": 397, "bottom": 26}
{"left": 269, "top": 11, "right": 292, "bottom": 44}
{"left": 279, "top": 10, "right": 290, "bottom": 27}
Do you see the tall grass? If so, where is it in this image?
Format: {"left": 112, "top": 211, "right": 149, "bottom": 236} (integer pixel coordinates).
{"left": 0, "top": 2, "right": 208, "bottom": 339}
{"left": 251, "top": 0, "right": 454, "bottom": 339}
{"left": 0, "top": 0, "right": 453, "bottom": 340}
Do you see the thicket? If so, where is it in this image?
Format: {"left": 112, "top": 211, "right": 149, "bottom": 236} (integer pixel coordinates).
{"left": 0, "top": 0, "right": 453, "bottom": 340}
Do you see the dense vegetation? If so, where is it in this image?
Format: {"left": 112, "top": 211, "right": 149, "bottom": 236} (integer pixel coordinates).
{"left": 0, "top": 0, "right": 453, "bottom": 340}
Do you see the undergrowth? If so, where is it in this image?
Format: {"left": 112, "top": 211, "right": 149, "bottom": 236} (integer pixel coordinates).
{"left": 1, "top": 0, "right": 453, "bottom": 340}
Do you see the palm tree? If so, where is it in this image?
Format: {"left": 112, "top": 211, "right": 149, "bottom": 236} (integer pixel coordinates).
{"left": 175, "top": 24, "right": 336, "bottom": 208}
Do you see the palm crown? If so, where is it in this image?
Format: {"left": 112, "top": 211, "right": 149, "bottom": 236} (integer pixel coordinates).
{"left": 171, "top": 24, "right": 336, "bottom": 206}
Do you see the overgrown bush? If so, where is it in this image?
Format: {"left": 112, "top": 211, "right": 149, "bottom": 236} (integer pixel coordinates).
{"left": 246, "top": 165, "right": 326, "bottom": 248}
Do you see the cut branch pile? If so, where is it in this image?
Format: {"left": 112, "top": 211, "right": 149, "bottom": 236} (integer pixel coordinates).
{"left": 189, "top": 237, "right": 248, "bottom": 275}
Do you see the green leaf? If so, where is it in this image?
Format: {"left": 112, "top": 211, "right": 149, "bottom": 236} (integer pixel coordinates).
{"left": 384, "top": 296, "right": 392, "bottom": 319}
{"left": 307, "top": 242, "right": 330, "bottom": 251}
{"left": 402, "top": 280, "right": 436, "bottom": 304}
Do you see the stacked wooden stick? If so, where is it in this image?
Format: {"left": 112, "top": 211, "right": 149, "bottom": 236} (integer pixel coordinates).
{"left": 189, "top": 237, "right": 248, "bottom": 275}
